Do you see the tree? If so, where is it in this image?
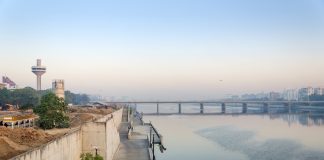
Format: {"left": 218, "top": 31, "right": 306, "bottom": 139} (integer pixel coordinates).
{"left": 65, "top": 90, "right": 90, "bottom": 105}
{"left": 0, "top": 87, "right": 39, "bottom": 108}
{"left": 11, "top": 87, "right": 39, "bottom": 107}
{"left": 0, "top": 88, "right": 10, "bottom": 106}
{"left": 34, "top": 93, "right": 70, "bottom": 129}
{"left": 0, "top": 87, "right": 89, "bottom": 109}
{"left": 80, "top": 153, "right": 103, "bottom": 160}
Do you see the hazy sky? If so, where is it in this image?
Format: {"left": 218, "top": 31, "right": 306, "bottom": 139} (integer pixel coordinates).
{"left": 0, "top": 0, "right": 324, "bottom": 100}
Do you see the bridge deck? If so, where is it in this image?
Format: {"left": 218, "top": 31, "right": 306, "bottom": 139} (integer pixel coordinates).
{"left": 105, "top": 101, "right": 324, "bottom": 104}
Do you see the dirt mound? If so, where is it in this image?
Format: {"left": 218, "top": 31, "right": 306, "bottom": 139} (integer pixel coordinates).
{"left": 69, "top": 107, "right": 115, "bottom": 115}
{"left": 0, "top": 127, "right": 54, "bottom": 146}
{"left": 69, "top": 113, "right": 94, "bottom": 127}
{"left": 0, "top": 136, "right": 29, "bottom": 159}
{"left": 0, "top": 136, "right": 28, "bottom": 150}
{"left": 0, "top": 127, "right": 56, "bottom": 159}
{"left": 0, "top": 138, "right": 20, "bottom": 160}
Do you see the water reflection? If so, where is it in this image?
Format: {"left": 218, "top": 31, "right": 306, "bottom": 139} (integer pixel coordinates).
{"left": 269, "top": 113, "right": 324, "bottom": 127}
{"left": 139, "top": 104, "right": 324, "bottom": 160}
{"left": 197, "top": 126, "right": 324, "bottom": 160}
{"left": 136, "top": 104, "right": 324, "bottom": 127}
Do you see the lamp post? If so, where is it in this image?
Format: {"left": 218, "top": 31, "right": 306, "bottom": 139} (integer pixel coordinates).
{"left": 92, "top": 146, "right": 99, "bottom": 156}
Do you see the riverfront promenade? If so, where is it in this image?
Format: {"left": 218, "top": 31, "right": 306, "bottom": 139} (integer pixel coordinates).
{"left": 113, "top": 109, "right": 150, "bottom": 160}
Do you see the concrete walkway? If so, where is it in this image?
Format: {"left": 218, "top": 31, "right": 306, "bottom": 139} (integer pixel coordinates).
{"left": 113, "top": 109, "right": 150, "bottom": 160}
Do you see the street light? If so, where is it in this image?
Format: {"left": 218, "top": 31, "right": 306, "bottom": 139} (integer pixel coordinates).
{"left": 92, "top": 145, "right": 99, "bottom": 156}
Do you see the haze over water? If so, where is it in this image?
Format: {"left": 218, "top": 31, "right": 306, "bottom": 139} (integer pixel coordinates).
{"left": 139, "top": 104, "right": 324, "bottom": 160}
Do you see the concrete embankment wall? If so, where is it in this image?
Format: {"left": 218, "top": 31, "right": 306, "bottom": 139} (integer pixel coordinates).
{"left": 82, "top": 109, "right": 123, "bottom": 160}
{"left": 11, "top": 108, "right": 123, "bottom": 160}
{"left": 11, "top": 128, "right": 82, "bottom": 160}
{"left": 106, "top": 109, "right": 122, "bottom": 160}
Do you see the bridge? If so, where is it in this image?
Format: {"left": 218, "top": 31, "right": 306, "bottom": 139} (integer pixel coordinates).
{"left": 103, "top": 101, "right": 324, "bottom": 115}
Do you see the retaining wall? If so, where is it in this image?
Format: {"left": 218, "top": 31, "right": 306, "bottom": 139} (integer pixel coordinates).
{"left": 105, "top": 109, "right": 122, "bottom": 160}
{"left": 11, "top": 128, "right": 82, "bottom": 160}
{"left": 10, "top": 108, "right": 123, "bottom": 160}
{"left": 81, "top": 109, "right": 122, "bottom": 160}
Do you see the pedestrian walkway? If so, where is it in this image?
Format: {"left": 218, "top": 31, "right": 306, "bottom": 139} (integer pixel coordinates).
{"left": 113, "top": 108, "right": 150, "bottom": 160}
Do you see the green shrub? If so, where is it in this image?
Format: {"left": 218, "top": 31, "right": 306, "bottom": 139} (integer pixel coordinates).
{"left": 34, "top": 93, "right": 70, "bottom": 129}
{"left": 80, "top": 153, "right": 103, "bottom": 160}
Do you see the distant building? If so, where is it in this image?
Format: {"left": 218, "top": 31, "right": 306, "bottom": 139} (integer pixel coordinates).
{"left": 241, "top": 92, "right": 267, "bottom": 100}
{"left": 2, "top": 76, "right": 18, "bottom": 89}
{"left": 298, "top": 87, "right": 314, "bottom": 101}
{"left": 224, "top": 94, "right": 240, "bottom": 100}
{"left": 256, "top": 92, "right": 268, "bottom": 99}
{"left": 282, "top": 89, "right": 298, "bottom": 101}
{"left": 314, "top": 88, "right": 324, "bottom": 95}
{"left": 241, "top": 94, "right": 257, "bottom": 100}
{"left": 269, "top": 92, "right": 281, "bottom": 101}
{"left": 89, "top": 95, "right": 106, "bottom": 101}
{"left": 52, "top": 79, "right": 65, "bottom": 99}
{"left": 0, "top": 83, "right": 5, "bottom": 89}
{"left": 231, "top": 95, "right": 240, "bottom": 100}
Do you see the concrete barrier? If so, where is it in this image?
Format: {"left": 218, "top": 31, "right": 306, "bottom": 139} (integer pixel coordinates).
{"left": 10, "top": 108, "right": 123, "bottom": 160}
{"left": 11, "top": 128, "right": 82, "bottom": 160}
{"left": 105, "top": 117, "right": 120, "bottom": 160}
{"left": 82, "top": 109, "right": 122, "bottom": 160}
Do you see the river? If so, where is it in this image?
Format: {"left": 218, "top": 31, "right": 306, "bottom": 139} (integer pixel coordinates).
{"left": 137, "top": 104, "right": 324, "bottom": 160}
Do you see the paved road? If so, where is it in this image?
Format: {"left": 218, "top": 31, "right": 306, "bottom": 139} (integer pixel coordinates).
{"left": 113, "top": 109, "right": 150, "bottom": 160}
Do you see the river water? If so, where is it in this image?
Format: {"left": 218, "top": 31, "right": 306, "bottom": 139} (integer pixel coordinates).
{"left": 137, "top": 104, "right": 324, "bottom": 160}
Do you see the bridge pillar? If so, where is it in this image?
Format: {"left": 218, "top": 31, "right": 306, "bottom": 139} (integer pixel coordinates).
{"left": 221, "top": 103, "right": 226, "bottom": 113}
{"left": 157, "top": 103, "right": 159, "bottom": 115}
{"left": 263, "top": 103, "right": 269, "bottom": 113}
{"left": 178, "top": 103, "right": 182, "bottom": 114}
{"left": 200, "top": 103, "right": 204, "bottom": 114}
{"left": 242, "top": 103, "right": 247, "bottom": 113}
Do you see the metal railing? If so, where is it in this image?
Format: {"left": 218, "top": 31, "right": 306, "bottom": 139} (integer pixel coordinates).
{"left": 147, "top": 122, "right": 166, "bottom": 160}
{"left": 134, "top": 110, "right": 166, "bottom": 160}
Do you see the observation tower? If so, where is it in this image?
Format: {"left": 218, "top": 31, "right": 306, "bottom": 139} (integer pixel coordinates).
{"left": 31, "top": 59, "right": 46, "bottom": 91}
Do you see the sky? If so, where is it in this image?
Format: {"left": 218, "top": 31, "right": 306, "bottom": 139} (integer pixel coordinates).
{"left": 0, "top": 0, "right": 324, "bottom": 100}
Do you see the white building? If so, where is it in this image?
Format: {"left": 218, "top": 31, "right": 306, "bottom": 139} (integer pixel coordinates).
{"left": 52, "top": 79, "right": 65, "bottom": 99}
{"left": 0, "top": 83, "right": 6, "bottom": 89}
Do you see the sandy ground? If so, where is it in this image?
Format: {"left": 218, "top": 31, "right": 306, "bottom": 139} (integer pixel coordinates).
{"left": 0, "top": 127, "right": 57, "bottom": 159}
